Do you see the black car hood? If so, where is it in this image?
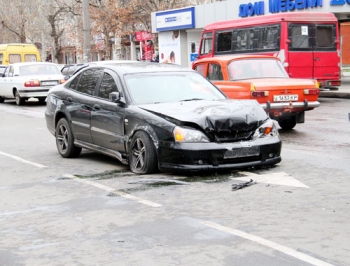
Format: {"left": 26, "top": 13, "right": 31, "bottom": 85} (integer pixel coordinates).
{"left": 139, "top": 99, "right": 267, "bottom": 132}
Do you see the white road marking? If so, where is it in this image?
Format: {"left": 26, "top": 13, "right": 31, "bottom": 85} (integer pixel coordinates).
{"left": 235, "top": 171, "right": 309, "bottom": 188}
{"left": 63, "top": 174, "right": 162, "bottom": 208}
{"left": 201, "top": 221, "right": 335, "bottom": 266}
{"left": 0, "top": 105, "right": 45, "bottom": 118}
{"left": 0, "top": 207, "right": 47, "bottom": 216}
{"left": 0, "top": 151, "right": 47, "bottom": 168}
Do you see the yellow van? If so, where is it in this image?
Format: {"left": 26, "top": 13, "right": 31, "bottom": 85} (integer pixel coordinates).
{"left": 0, "top": 43, "right": 41, "bottom": 65}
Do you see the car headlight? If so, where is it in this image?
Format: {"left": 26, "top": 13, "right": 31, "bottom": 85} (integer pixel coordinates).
{"left": 173, "top": 126, "right": 209, "bottom": 143}
{"left": 252, "top": 119, "right": 279, "bottom": 140}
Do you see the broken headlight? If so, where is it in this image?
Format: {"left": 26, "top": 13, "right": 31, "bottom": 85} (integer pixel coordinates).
{"left": 173, "top": 126, "right": 209, "bottom": 143}
{"left": 252, "top": 119, "right": 279, "bottom": 140}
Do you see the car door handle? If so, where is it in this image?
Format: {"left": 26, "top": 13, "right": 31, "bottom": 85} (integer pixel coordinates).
{"left": 93, "top": 104, "right": 100, "bottom": 110}
{"left": 314, "top": 58, "right": 320, "bottom": 61}
{"left": 82, "top": 104, "right": 92, "bottom": 110}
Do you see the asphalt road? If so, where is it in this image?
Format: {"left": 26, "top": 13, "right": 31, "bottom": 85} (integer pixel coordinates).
{"left": 0, "top": 98, "right": 349, "bottom": 266}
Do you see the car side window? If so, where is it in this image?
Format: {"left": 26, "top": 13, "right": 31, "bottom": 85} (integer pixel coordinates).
{"left": 8, "top": 66, "right": 14, "bottom": 77}
{"left": 61, "top": 66, "right": 69, "bottom": 75}
{"left": 97, "top": 73, "right": 118, "bottom": 100}
{"left": 68, "top": 73, "right": 81, "bottom": 90}
{"left": 76, "top": 68, "right": 103, "bottom": 95}
{"left": 194, "top": 64, "right": 206, "bottom": 76}
{"left": 207, "top": 63, "right": 223, "bottom": 81}
{"left": 3, "top": 67, "right": 10, "bottom": 77}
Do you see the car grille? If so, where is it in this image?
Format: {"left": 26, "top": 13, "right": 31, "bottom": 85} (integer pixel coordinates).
{"left": 210, "top": 130, "right": 254, "bottom": 143}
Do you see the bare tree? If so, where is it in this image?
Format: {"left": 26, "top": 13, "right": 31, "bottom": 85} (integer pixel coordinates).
{"left": 41, "top": 0, "right": 80, "bottom": 63}
{"left": 0, "top": 0, "right": 36, "bottom": 43}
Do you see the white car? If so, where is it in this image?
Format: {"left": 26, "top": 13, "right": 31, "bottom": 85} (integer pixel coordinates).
{"left": 0, "top": 62, "right": 65, "bottom": 105}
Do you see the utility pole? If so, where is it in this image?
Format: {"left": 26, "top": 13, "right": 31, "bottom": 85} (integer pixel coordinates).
{"left": 82, "top": 0, "right": 91, "bottom": 63}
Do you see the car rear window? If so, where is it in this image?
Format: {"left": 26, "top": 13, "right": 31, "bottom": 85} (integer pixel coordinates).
{"left": 19, "top": 64, "right": 61, "bottom": 76}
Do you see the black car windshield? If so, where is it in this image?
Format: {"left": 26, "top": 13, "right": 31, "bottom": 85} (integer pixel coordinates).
{"left": 227, "top": 58, "right": 289, "bottom": 80}
{"left": 124, "top": 72, "right": 226, "bottom": 104}
{"left": 19, "top": 64, "right": 61, "bottom": 76}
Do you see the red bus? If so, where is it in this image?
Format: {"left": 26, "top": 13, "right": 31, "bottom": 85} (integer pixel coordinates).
{"left": 197, "top": 12, "right": 341, "bottom": 89}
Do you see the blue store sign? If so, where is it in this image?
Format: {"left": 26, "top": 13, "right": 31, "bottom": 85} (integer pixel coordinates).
{"left": 239, "top": 0, "right": 324, "bottom": 17}
{"left": 156, "top": 7, "right": 195, "bottom": 32}
{"left": 269, "top": 0, "right": 323, "bottom": 13}
{"left": 330, "top": 0, "right": 350, "bottom": 5}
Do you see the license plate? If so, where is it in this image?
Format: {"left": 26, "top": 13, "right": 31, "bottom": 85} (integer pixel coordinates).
{"left": 274, "top": 94, "right": 298, "bottom": 102}
{"left": 41, "top": 81, "right": 58, "bottom": 86}
{"left": 224, "top": 146, "right": 260, "bottom": 159}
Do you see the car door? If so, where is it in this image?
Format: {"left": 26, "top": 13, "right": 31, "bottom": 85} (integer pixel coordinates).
{"left": 0, "top": 66, "right": 14, "bottom": 97}
{"left": 64, "top": 68, "right": 103, "bottom": 144}
{"left": 312, "top": 24, "right": 339, "bottom": 82}
{"left": 288, "top": 23, "right": 314, "bottom": 79}
{"left": 90, "top": 69, "right": 126, "bottom": 152}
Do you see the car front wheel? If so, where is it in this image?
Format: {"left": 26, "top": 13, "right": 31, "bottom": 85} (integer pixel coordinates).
{"left": 15, "top": 90, "right": 25, "bottom": 106}
{"left": 55, "top": 118, "right": 82, "bottom": 158}
{"left": 129, "top": 131, "right": 158, "bottom": 174}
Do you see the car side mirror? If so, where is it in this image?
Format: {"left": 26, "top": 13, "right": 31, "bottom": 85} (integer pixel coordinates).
{"left": 109, "top": 91, "right": 121, "bottom": 102}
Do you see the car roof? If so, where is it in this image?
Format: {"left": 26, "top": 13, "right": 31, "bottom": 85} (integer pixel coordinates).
{"left": 9, "top": 62, "right": 58, "bottom": 66}
{"left": 64, "top": 60, "right": 141, "bottom": 77}
{"left": 194, "top": 54, "right": 280, "bottom": 64}
{"left": 87, "top": 62, "right": 193, "bottom": 75}
{"left": 89, "top": 60, "right": 139, "bottom": 65}
{"left": 63, "top": 60, "right": 138, "bottom": 68}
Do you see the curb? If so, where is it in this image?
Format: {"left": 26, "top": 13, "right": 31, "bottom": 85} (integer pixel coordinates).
{"left": 319, "top": 91, "right": 350, "bottom": 99}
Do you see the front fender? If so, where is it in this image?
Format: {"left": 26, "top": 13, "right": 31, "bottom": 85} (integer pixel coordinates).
{"left": 126, "top": 125, "right": 160, "bottom": 155}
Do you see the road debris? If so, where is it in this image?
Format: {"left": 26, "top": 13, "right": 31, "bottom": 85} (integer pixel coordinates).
{"left": 232, "top": 179, "right": 256, "bottom": 191}
{"left": 128, "top": 179, "right": 189, "bottom": 185}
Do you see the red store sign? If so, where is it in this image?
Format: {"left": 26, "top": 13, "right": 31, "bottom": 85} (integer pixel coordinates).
{"left": 135, "top": 31, "right": 156, "bottom": 41}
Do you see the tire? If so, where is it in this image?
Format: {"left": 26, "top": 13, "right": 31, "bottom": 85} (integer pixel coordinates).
{"left": 0, "top": 97, "right": 4, "bottom": 103}
{"left": 129, "top": 131, "right": 158, "bottom": 174}
{"left": 278, "top": 116, "right": 297, "bottom": 130}
{"left": 55, "top": 118, "right": 82, "bottom": 158}
{"left": 15, "top": 90, "right": 25, "bottom": 106}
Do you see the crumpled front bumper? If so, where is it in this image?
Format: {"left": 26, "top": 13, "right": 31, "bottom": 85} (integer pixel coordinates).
{"left": 157, "top": 136, "right": 282, "bottom": 172}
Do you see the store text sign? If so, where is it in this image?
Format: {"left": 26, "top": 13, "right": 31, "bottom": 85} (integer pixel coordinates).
{"left": 330, "top": 0, "right": 350, "bottom": 4}
{"left": 156, "top": 7, "right": 195, "bottom": 32}
{"left": 239, "top": 0, "right": 323, "bottom": 17}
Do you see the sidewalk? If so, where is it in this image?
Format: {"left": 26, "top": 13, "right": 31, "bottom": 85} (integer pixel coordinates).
{"left": 319, "top": 76, "right": 350, "bottom": 99}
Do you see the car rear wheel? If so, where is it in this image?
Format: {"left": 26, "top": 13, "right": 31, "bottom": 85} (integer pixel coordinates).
{"left": 15, "top": 90, "right": 25, "bottom": 106}
{"left": 278, "top": 116, "right": 297, "bottom": 130}
{"left": 56, "top": 118, "right": 82, "bottom": 158}
{"left": 129, "top": 131, "right": 158, "bottom": 174}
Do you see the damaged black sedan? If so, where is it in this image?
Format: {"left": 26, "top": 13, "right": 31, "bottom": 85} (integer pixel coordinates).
{"left": 45, "top": 62, "right": 281, "bottom": 174}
